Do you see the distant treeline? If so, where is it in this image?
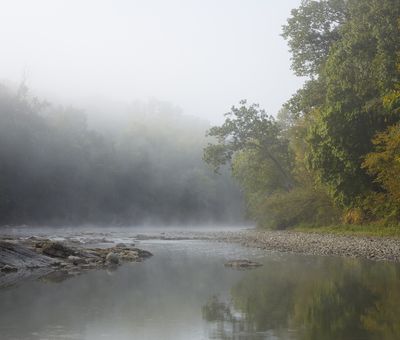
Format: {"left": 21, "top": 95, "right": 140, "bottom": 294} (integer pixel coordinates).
{"left": 204, "top": 0, "right": 400, "bottom": 228}
{"left": 0, "top": 85, "right": 243, "bottom": 226}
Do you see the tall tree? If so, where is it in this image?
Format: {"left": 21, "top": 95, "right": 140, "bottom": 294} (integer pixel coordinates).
{"left": 203, "top": 100, "right": 293, "bottom": 191}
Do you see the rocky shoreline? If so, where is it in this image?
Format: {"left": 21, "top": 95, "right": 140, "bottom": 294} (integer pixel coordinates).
{"left": 0, "top": 236, "right": 152, "bottom": 288}
{"left": 214, "top": 230, "right": 400, "bottom": 262}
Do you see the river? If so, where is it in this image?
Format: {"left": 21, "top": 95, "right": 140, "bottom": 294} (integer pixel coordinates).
{"left": 0, "top": 227, "right": 399, "bottom": 339}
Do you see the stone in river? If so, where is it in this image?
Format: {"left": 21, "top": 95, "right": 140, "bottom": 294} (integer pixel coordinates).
{"left": 106, "top": 252, "right": 120, "bottom": 265}
{"left": 224, "top": 259, "right": 262, "bottom": 269}
{"left": 1, "top": 265, "right": 18, "bottom": 273}
{"left": 42, "top": 242, "right": 77, "bottom": 259}
{"left": 67, "top": 255, "right": 86, "bottom": 265}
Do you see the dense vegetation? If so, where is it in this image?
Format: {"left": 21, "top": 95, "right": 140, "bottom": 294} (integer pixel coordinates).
{"left": 204, "top": 0, "right": 400, "bottom": 229}
{"left": 0, "top": 84, "right": 243, "bottom": 226}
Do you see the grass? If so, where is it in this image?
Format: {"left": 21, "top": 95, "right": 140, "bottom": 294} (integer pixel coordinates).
{"left": 294, "top": 223, "right": 400, "bottom": 238}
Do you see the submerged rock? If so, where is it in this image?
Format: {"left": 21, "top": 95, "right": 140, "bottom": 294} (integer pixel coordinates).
{"left": 224, "top": 260, "right": 263, "bottom": 269}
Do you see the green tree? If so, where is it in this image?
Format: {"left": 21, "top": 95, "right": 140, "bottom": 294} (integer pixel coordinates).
{"left": 204, "top": 100, "right": 293, "bottom": 191}
{"left": 282, "top": 0, "right": 348, "bottom": 77}
{"left": 283, "top": 0, "right": 400, "bottom": 207}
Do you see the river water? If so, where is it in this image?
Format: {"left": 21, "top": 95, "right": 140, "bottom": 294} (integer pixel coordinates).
{"left": 0, "top": 227, "right": 399, "bottom": 340}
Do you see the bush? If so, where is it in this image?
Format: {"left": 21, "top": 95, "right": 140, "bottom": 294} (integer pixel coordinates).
{"left": 256, "top": 186, "right": 341, "bottom": 229}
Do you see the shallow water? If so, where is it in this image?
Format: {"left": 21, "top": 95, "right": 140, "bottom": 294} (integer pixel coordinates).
{"left": 1, "top": 227, "right": 400, "bottom": 340}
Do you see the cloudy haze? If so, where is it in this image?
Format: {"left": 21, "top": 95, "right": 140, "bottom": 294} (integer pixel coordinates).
{"left": 0, "top": 0, "right": 303, "bottom": 122}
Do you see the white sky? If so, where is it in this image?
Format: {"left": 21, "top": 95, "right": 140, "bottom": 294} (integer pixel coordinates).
{"left": 0, "top": 0, "right": 303, "bottom": 123}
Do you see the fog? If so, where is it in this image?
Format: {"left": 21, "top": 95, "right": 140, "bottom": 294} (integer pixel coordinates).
{"left": 0, "top": 0, "right": 304, "bottom": 226}
{"left": 0, "top": 0, "right": 303, "bottom": 123}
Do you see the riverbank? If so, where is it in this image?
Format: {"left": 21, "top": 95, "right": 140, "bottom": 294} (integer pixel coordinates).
{"left": 216, "top": 229, "right": 400, "bottom": 262}
{"left": 294, "top": 224, "right": 400, "bottom": 238}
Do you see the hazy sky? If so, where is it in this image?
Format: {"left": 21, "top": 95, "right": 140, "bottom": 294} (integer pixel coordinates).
{"left": 0, "top": 0, "right": 303, "bottom": 123}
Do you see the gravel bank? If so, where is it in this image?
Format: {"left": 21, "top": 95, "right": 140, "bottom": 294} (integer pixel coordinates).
{"left": 215, "top": 230, "right": 400, "bottom": 262}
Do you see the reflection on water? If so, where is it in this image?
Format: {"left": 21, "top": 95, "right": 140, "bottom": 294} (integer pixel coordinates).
{"left": 204, "top": 256, "right": 400, "bottom": 340}
{"left": 0, "top": 237, "right": 399, "bottom": 339}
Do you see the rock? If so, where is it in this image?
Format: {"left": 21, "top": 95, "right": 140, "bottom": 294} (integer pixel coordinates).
{"left": 67, "top": 256, "right": 86, "bottom": 265}
{"left": 106, "top": 252, "right": 120, "bottom": 265}
{"left": 224, "top": 260, "right": 263, "bottom": 269}
{"left": 0, "top": 241, "right": 56, "bottom": 269}
{"left": 115, "top": 243, "right": 127, "bottom": 248}
{"left": 42, "top": 242, "right": 76, "bottom": 259}
{"left": 0, "top": 237, "right": 152, "bottom": 287}
{"left": 120, "top": 251, "right": 138, "bottom": 261}
{"left": 80, "top": 263, "right": 97, "bottom": 270}
{"left": 134, "top": 248, "right": 153, "bottom": 259}
{"left": 1, "top": 265, "right": 18, "bottom": 273}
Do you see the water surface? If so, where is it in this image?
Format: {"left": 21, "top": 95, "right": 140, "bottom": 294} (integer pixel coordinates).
{"left": 0, "top": 227, "right": 399, "bottom": 340}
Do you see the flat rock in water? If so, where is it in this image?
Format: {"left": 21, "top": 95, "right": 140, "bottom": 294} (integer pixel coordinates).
{"left": 224, "top": 259, "right": 263, "bottom": 269}
{"left": 0, "top": 241, "right": 56, "bottom": 288}
{"left": 0, "top": 241, "right": 56, "bottom": 268}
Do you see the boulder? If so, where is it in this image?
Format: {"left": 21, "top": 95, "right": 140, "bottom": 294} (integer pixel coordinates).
{"left": 106, "top": 252, "right": 120, "bottom": 265}
{"left": 67, "top": 256, "right": 86, "bottom": 265}
{"left": 1, "top": 265, "right": 18, "bottom": 273}
{"left": 42, "top": 242, "right": 77, "bottom": 258}
{"left": 224, "top": 260, "right": 262, "bottom": 269}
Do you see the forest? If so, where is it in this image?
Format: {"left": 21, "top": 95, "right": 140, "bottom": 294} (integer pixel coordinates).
{"left": 204, "top": 0, "right": 400, "bottom": 230}
{"left": 0, "top": 84, "right": 243, "bottom": 226}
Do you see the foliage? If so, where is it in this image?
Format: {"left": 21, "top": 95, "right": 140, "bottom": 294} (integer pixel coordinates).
{"left": 281, "top": 0, "right": 348, "bottom": 77}
{"left": 362, "top": 124, "right": 400, "bottom": 222}
{"left": 255, "top": 186, "right": 340, "bottom": 229}
{"left": 204, "top": 100, "right": 293, "bottom": 189}
{"left": 230, "top": 141, "right": 340, "bottom": 229}
{"left": 304, "top": 0, "right": 400, "bottom": 207}
{"left": 361, "top": 57, "right": 400, "bottom": 222}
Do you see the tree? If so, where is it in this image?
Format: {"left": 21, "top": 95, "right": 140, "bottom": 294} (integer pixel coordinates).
{"left": 203, "top": 100, "right": 293, "bottom": 191}
{"left": 283, "top": 0, "right": 400, "bottom": 207}
{"left": 361, "top": 66, "right": 400, "bottom": 221}
{"left": 282, "top": 0, "right": 348, "bottom": 77}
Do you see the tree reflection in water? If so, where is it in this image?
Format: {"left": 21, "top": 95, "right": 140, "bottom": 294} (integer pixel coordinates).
{"left": 202, "top": 257, "right": 400, "bottom": 340}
